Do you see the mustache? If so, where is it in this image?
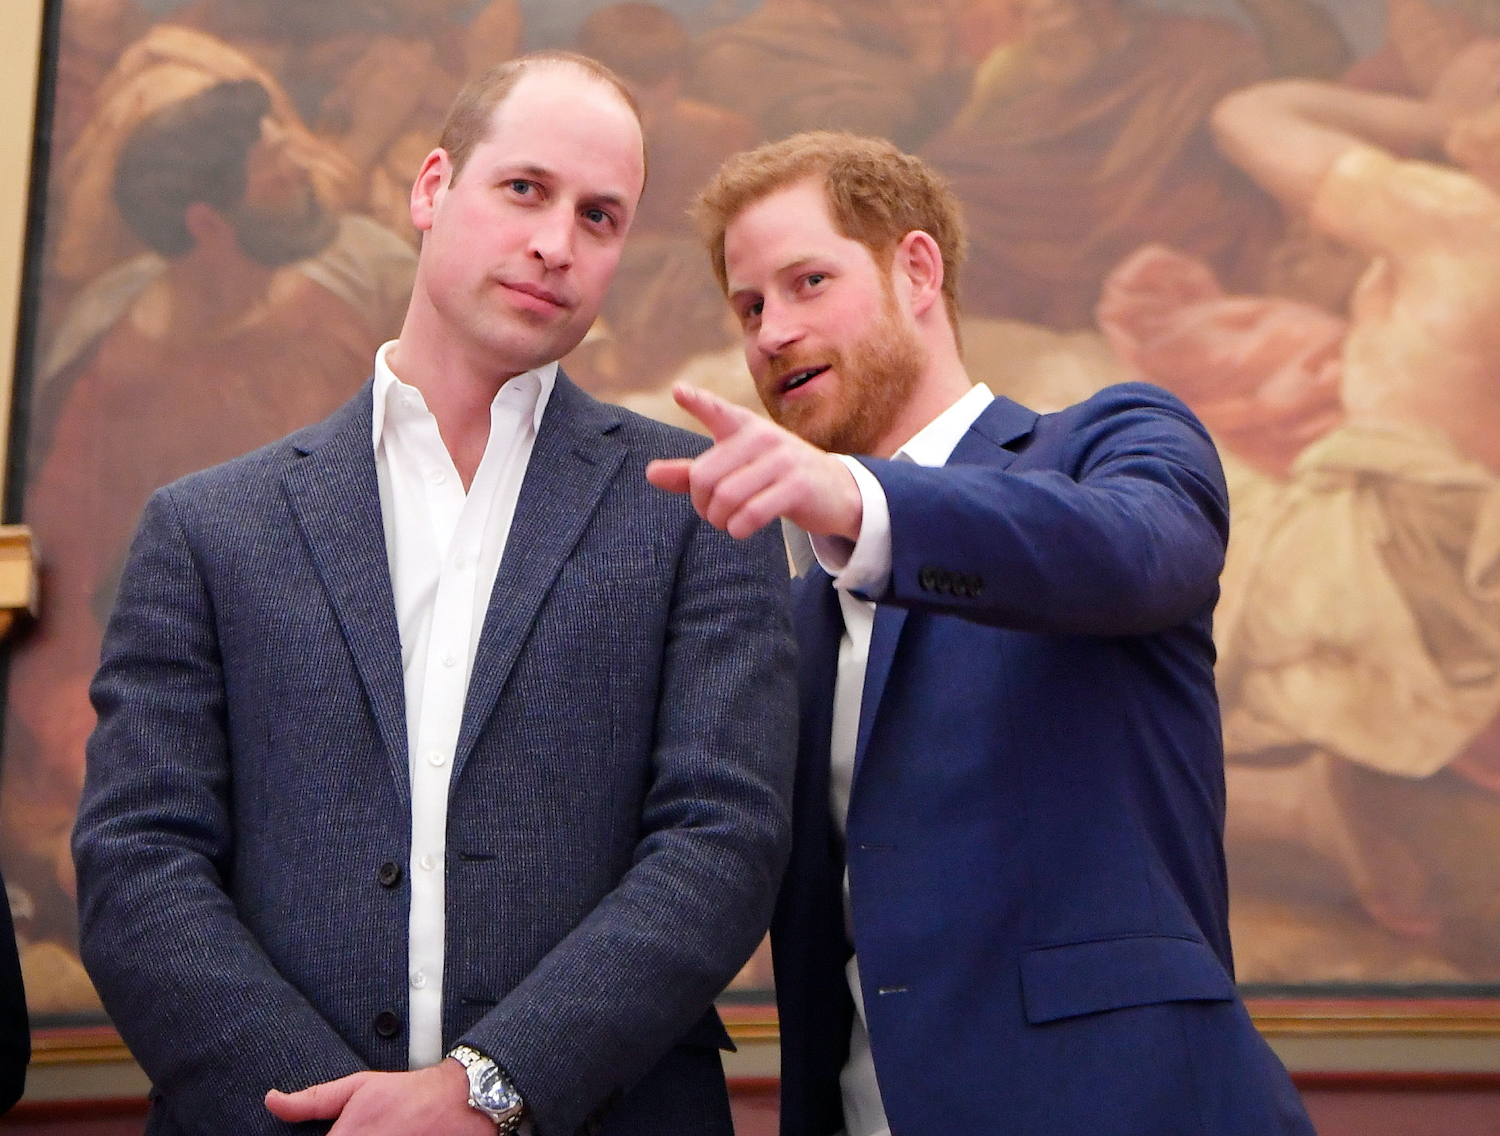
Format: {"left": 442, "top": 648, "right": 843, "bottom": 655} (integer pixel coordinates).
{"left": 766, "top": 347, "right": 842, "bottom": 389}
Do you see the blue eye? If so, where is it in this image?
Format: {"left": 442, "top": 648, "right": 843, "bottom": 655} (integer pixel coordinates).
{"left": 807, "top": 273, "right": 826, "bottom": 286}
{"left": 509, "top": 180, "right": 532, "bottom": 195}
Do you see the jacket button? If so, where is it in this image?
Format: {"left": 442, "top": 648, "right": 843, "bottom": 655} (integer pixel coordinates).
{"left": 377, "top": 861, "right": 403, "bottom": 888}
{"left": 970, "top": 574, "right": 985, "bottom": 597}
{"left": 918, "top": 566, "right": 936, "bottom": 592}
{"left": 373, "top": 1010, "right": 402, "bottom": 1038}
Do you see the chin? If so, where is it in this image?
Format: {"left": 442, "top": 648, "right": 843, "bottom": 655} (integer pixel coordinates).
{"left": 487, "top": 324, "right": 579, "bottom": 373}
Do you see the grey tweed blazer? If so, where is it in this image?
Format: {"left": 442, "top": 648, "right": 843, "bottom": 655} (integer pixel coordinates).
{"left": 72, "top": 373, "right": 797, "bottom": 1136}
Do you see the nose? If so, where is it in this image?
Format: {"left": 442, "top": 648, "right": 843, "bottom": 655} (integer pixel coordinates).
{"left": 529, "top": 204, "right": 575, "bottom": 272}
{"left": 754, "top": 294, "right": 802, "bottom": 359}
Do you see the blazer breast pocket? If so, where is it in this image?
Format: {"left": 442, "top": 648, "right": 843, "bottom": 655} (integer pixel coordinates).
{"left": 1019, "top": 934, "right": 1235, "bottom": 1025}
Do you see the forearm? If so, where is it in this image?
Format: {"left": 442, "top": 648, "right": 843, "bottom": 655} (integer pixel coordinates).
{"left": 463, "top": 520, "right": 796, "bottom": 1136}
{"left": 874, "top": 391, "right": 1230, "bottom": 636}
{"left": 1212, "top": 80, "right": 1446, "bottom": 212}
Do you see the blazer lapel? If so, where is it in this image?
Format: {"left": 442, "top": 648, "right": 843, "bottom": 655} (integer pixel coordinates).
{"left": 451, "top": 375, "right": 626, "bottom": 778}
{"left": 282, "top": 383, "right": 411, "bottom": 801}
{"left": 852, "top": 395, "right": 1039, "bottom": 781}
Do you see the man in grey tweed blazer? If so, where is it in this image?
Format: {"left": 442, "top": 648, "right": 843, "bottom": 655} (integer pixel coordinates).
{"left": 71, "top": 53, "right": 796, "bottom": 1136}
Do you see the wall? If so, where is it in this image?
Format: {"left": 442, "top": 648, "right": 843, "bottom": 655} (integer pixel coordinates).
{"left": 0, "top": 0, "right": 45, "bottom": 498}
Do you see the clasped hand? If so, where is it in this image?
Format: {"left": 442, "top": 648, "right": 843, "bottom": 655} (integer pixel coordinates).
{"left": 644, "top": 383, "right": 863, "bottom": 542}
{"left": 265, "top": 1058, "right": 494, "bottom": 1135}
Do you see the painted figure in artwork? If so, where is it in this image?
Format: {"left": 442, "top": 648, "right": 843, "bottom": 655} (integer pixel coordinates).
{"left": 1100, "top": 34, "right": 1500, "bottom": 978}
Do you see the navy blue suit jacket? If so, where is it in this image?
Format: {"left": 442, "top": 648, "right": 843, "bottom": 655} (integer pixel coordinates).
{"left": 73, "top": 375, "right": 797, "bottom": 1136}
{"left": 772, "top": 383, "right": 1313, "bottom": 1136}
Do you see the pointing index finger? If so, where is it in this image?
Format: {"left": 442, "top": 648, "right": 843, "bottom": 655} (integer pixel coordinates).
{"left": 671, "top": 382, "right": 756, "bottom": 442}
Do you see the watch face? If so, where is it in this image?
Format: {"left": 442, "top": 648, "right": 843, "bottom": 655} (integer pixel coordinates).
{"left": 471, "top": 1063, "right": 523, "bottom": 1113}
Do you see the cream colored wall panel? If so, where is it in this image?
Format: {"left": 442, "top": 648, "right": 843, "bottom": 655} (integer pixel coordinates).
{"left": 0, "top": 0, "right": 46, "bottom": 502}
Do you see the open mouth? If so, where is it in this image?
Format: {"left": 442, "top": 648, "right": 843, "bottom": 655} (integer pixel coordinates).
{"left": 780, "top": 365, "right": 830, "bottom": 395}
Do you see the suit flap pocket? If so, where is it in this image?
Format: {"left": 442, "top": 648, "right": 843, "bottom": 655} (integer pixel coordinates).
{"left": 679, "top": 1007, "right": 736, "bottom": 1053}
{"left": 1021, "top": 935, "right": 1234, "bottom": 1025}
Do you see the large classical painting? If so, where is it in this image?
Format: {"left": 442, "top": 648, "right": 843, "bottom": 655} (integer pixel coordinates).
{"left": 6, "top": 0, "right": 1500, "bottom": 1039}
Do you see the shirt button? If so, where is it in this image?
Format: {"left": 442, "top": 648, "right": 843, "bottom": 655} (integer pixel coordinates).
{"left": 453, "top": 552, "right": 467, "bottom": 570}
{"left": 442, "top": 652, "right": 457, "bottom": 668}
{"left": 429, "top": 469, "right": 446, "bottom": 485}
{"left": 427, "top": 750, "right": 447, "bottom": 768}
{"left": 401, "top": 397, "right": 415, "bottom": 411}
{"left": 419, "top": 854, "right": 438, "bottom": 872}
{"left": 410, "top": 970, "right": 427, "bottom": 990}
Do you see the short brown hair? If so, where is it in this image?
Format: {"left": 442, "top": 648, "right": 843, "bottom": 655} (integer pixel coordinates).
{"left": 437, "top": 50, "right": 643, "bottom": 182}
{"left": 576, "top": 4, "right": 690, "bottom": 87}
{"left": 694, "top": 131, "right": 968, "bottom": 330}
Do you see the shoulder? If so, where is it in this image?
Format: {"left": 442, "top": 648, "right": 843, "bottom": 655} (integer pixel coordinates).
{"left": 1329, "top": 146, "right": 1498, "bottom": 221}
{"left": 614, "top": 405, "right": 711, "bottom": 459}
{"left": 554, "top": 374, "right": 712, "bottom": 465}
{"left": 1040, "top": 381, "right": 1207, "bottom": 435}
{"left": 1030, "top": 382, "right": 1221, "bottom": 473}
{"left": 158, "top": 384, "right": 372, "bottom": 517}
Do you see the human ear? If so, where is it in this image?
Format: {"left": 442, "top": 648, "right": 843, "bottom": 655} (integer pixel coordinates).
{"left": 897, "top": 230, "right": 945, "bottom": 320}
{"left": 409, "top": 148, "right": 452, "bottom": 233}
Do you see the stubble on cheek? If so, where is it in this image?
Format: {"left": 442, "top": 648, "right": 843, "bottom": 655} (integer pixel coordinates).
{"left": 772, "top": 313, "right": 925, "bottom": 455}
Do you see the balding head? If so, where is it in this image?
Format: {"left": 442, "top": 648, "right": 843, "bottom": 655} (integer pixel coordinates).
{"left": 437, "top": 50, "right": 643, "bottom": 184}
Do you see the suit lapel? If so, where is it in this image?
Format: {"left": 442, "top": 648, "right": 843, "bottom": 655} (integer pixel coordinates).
{"left": 451, "top": 375, "right": 626, "bottom": 779}
{"left": 852, "top": 395, "right": 1038, "bottom": 782}
{"left": 282, "top": 383, "right": 411, "bottom": 801}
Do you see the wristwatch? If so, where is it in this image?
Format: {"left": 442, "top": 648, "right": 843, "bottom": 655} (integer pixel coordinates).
{"left": 448, "top": 1044, "right": 528, "bottom": 1132}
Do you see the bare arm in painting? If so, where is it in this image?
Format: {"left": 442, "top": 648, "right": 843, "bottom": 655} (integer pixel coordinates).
{"left": 1210, "top": 79, "right": 1450, "bottom": 214}
{"left": 1212, "top": 36, "right": 1500, "bottom": 214}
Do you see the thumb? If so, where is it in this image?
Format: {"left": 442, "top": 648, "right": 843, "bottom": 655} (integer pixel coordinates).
{"left": 671, "top": 383, "right": 755, "bottom": 442}
{"left": 645, "top": 458, "right": 693, "bottom": 494}
{"left": 265, "top": 1072, "right": 372, "bottom": 1121}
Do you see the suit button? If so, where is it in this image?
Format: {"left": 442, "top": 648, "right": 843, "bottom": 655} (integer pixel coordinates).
{"left": 937, "top": 568, "right": 955, "bottom": 595}
{"left": 918, "top": 566, "right": 936, "bottom": 592}
{"left": 373, "top": 1010, "right": 402, "bottom": 1038}
{"left": 970, "top": 574, "right": 985, "bottom": 597}
{"left": 377, "top": 861, "right": 403, "bottom": 888}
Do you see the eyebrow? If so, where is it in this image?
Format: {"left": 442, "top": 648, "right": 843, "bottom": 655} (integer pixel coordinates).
{"left": 507, "top": 163, "right": 630, "bottom": 212}
{"left": 728, "top": 255, "right": 821, "bottom": 298}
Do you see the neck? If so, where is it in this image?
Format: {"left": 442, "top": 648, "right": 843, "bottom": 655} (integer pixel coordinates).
{"left": 158, "top": 244, "right": 275, "bottom": 338}
{"left": 386, "top": 290, "right": 531, "bottom": 490}
{"left": 870, "top": 336, "right": 974, "bottom": 459}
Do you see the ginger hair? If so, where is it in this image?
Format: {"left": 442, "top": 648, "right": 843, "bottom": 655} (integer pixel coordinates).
{"left": 693, "top": 131, "right": 967, "bottom": 330}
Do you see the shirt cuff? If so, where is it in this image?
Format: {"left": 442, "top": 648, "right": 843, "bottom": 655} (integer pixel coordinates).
{"left": 811, "top": 456, "right": 892, "bottom": 597}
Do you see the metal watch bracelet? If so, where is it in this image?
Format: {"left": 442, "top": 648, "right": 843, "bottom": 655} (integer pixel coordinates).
{"left": 448, "top": 1044, "right": 527, "bottom": 1133}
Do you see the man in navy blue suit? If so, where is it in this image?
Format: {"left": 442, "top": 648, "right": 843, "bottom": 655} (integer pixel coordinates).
{"left": 648, "top": 132, "right": 1315, "bottom": 1135}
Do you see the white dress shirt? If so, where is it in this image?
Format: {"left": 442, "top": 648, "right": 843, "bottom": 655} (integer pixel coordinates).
{"left": 371, "top": 340, "right": 556, "bottom": 1070}
{"left": 813, "top": 383, "right": 995, "bottom": 1136}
